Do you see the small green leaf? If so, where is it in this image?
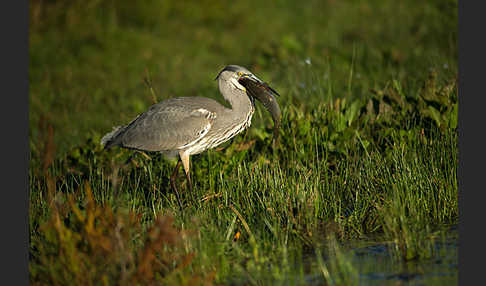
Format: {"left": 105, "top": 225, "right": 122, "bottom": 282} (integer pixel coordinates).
{"left": 334, "top": 114, "right": 347, "bottom": 132}
{"left": 363, "top": 139, "right": 370, "bottom": 148}
{"left": 428, "top": 105, "right": 442, "bottom": 127}
{"left": 345, "top": 100, "right": 362, "bottom": 126}
{"left": 448, "top": 103, "right": 458, "bottom": 129}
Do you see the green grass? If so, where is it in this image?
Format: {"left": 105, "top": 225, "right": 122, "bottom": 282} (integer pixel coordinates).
{"left": 29, "top": 0, "right": 457, "bottom": 284}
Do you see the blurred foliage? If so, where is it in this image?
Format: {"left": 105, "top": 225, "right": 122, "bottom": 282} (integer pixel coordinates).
{"left": 30, "top": 182, "right": 214, "bottom": 286}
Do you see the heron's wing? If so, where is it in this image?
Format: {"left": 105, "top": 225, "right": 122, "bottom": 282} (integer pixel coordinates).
{"left": 115, "top": 98, "right": 217, "bottom": 152}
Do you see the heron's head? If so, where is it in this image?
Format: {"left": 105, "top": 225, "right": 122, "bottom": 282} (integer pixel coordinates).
{"left": 214, "top": 65, "right": 251, "bottom": 91}
{"left": 215, "top": 65, "right": 282, "bottom": 143}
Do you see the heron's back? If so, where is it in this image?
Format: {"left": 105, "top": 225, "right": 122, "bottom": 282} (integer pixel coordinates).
{"left": 102, "top": 97, "right": 226, "bottom": 152}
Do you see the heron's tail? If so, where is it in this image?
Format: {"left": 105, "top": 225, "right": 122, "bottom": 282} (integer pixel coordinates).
{"left": 100, "top": 126, "right": 124, "bottom": 149}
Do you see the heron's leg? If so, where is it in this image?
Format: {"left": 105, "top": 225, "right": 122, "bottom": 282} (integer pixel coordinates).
{"left": 170, "top": 160, "right": 184, "bottom": 210}
{"left": 170, "top": 160, "right": 182, "bottom": 192}
{"left": 179, "top": 151, "right": 193, "bottom": 192}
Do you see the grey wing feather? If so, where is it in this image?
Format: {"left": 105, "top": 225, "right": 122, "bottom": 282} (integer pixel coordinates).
{"left": 100, "top": 125, "right": 125, "bottom": 147}
{"left": 104, "top": 97, "right": 220, "bottom": 152}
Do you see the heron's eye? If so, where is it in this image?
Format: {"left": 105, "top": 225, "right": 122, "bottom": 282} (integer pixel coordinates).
{"left": 237, "top": 71, "right": 244, "bottom": 76}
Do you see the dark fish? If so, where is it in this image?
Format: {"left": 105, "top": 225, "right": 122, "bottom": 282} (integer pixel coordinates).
{"left": 239, "top": 75, "right": 281, "bottom": 143}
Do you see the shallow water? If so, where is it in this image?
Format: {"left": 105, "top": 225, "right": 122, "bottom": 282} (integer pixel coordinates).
{"left": 305, "top": 228, "right": 458, "bottom": 286}
{"left": 353, "top": 235, "right": 457, "bottom": 285}
{"left": 227, "top": 229, "right": 457, "bottom": 285}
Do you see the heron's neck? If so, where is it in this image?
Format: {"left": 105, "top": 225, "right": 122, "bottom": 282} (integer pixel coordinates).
{"left": 219, "top": 81, "right": 254, "bottom": 119}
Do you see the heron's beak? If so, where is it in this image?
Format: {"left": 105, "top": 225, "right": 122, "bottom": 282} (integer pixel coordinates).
{"left": 238, "top": 74, "right": 282, "bottom": 143}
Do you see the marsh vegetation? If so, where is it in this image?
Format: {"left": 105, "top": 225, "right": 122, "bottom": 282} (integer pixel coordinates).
{"left": 29, "top": 0, "right": 458, "bottom": 284}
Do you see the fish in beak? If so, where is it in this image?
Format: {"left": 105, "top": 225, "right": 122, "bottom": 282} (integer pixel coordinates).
{"left": 238, "top": 74, "right": 281, "bottom": 143}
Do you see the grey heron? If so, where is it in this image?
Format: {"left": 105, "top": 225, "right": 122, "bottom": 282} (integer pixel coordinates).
{"left": 101, "top": 65, "right": 281, "bottom": 196}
